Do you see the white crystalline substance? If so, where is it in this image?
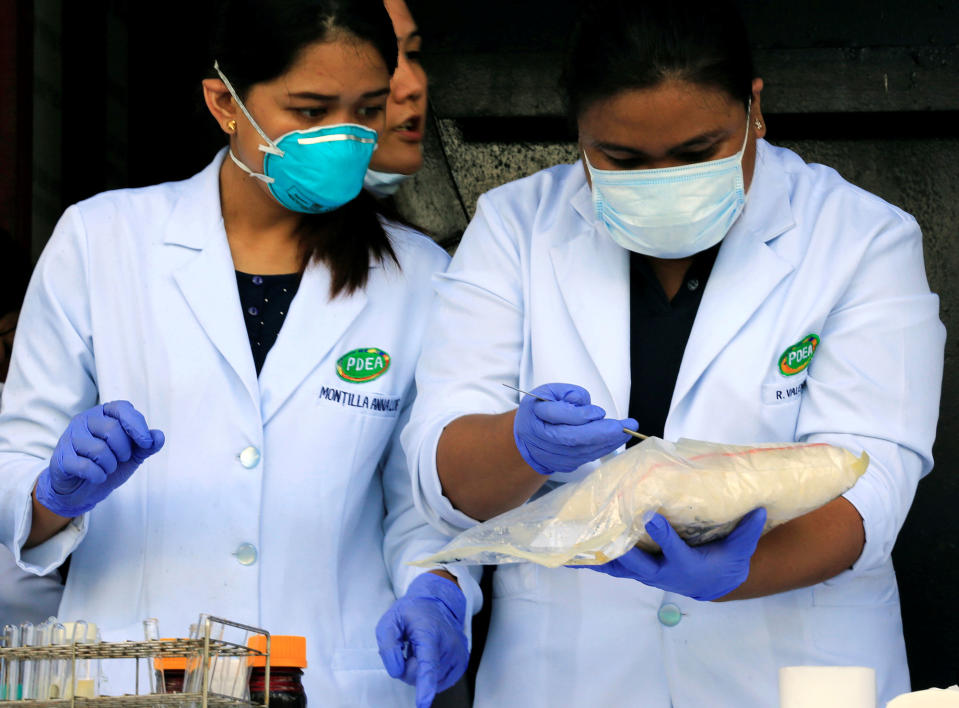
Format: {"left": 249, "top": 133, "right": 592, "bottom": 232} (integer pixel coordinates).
{"left": 886, "top": 687, "right": 959, "bottom": 707}
{"left": 415, "top": 437, "right": 869, "bottom": 568}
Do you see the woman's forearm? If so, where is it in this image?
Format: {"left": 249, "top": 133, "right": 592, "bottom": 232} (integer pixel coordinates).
{"left": 719, "top": 496, "right": 865, "bottom": 601}
{"left": 26, "top": 487, "right": 72, "bottom": 548}
{"left": 436, "top": 411, "right": 547, "bottom": 521}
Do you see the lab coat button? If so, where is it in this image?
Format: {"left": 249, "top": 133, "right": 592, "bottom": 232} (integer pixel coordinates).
{"left": 658, "top": 603, "right": 682, "bottom": 627}
{"left": 234, "top": 543, "right": 258, "bottom": 566}
{"left": 239, "top": 446, "right": 260, "bottom": 469}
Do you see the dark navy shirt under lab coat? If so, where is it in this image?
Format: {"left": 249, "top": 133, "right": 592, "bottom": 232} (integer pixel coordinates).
{"left": 627, "top": 247, "right": 718, "bottom": 443}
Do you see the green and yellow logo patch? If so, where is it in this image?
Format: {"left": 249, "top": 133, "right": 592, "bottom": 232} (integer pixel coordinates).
{"left": 778, "top": 334, "right": 819, "bottom": 376}
{"left": 336, "top": 348, "right": 391, "bottom": 383}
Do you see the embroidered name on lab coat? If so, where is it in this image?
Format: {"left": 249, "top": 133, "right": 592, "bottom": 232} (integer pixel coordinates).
{"left": 761, "top": 375, "right": 807, "bottom": 405}
{"left": 318, "top": 386, "right": 401, "bottom": 417}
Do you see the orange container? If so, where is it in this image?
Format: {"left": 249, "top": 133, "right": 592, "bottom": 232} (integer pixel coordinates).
{"left": 248, "top": 635, "right": 307, "bottom": 668}
{"left": 152, "top": 639, "right": 187, "bottom": 671}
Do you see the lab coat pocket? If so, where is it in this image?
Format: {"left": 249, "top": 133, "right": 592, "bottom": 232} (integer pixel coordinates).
{"left": 491, "top": 562, "right": 539, "bottom": 599}
{"left": 331, "top": 647, "right": 385, "bottom": 671}
{"left": 758, "top": 373, "right": 806, "bottom": 439}
{"left": 809, "top": 567, "right": 901, "bottom": 655}
{"left": 761, "top": 372, "right": 808, "bottom": 406}
{"left": 811, "top": 566, "right": 899, "bottom": 608}
{"left": 808, "top": 595, "right": 904, "bottom": 659}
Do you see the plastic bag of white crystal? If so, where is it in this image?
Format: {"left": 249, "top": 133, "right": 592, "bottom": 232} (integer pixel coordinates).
{"left": 413, "top": 437, "right": 868, "bottom": 568}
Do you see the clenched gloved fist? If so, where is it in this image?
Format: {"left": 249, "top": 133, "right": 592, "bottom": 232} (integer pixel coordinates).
{"left": 513, "top": 382, "right": 637, "bottom": 475}
{"left": 35, "top": 401, "right": 165, "bottom": 517}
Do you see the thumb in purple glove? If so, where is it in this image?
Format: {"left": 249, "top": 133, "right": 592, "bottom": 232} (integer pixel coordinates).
{"left": 376, "top": 572, "right": 468, "bottom": 708}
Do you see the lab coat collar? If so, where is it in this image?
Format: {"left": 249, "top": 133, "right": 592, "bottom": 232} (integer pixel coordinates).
{"left": 550, "top": 177, "right": 631, "bottom": 418}
{"left": 257, "top": 263, "right": 368, "bottom": 425}
{"left": 163, "top": 148, "right": 227, "bottom": 250}
{"left": 168, "top": 148, "right": 260, "bottom": 409}
{"left": 667, "top": 139, "right": 797, "bottom": 426}
{"left": 569, "top": 161, "right": 595, "bottom": 227}
{"left": 553, "top": 145, "right": 797, "bottom": 420}
{"left": 165, "top": 148, "right": 374, "bottom": 424}
{"left": 739, "top": 140, "right": 795, "bottom": 246}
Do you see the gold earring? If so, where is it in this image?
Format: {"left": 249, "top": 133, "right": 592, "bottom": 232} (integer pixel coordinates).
{"left": 227, "top": 119, "right": 237, "bottom": 133}
{"left": 754, "top": 119, "right": 763, "bottom": 130}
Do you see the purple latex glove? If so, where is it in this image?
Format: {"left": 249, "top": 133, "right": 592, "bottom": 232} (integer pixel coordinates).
{"left": 576, "top": 508, "right": 767, "bottom": 601}
{"left": 35, "top": 401, "right": 165, "bottom": 517}
{"left": 513, "top": 382, "right": 638, "bottom": 475}
{"left": 376, "top": 572, "right": 469, "bottom": 708}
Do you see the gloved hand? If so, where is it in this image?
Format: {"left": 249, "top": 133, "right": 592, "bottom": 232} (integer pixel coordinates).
{"left": 577, "top": 508, "right": 767, "bottom": 601}
{"left": 376, "top": 572, "right": 469, "bottom": 708}
{"left": 513, "top": 382, "right": 637, "bottom": 475}
{"left": 35, "top": 401, "right": 165, "bottom": 517}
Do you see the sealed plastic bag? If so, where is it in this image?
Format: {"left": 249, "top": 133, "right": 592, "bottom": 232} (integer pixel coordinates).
{"left": 414, "top": 437, "right": 868, "bottom": 568}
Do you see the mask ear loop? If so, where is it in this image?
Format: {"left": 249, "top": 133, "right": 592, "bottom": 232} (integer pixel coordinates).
{"left": 213, "top": 60, "right": 284, "bottom": 163}
{"left": 737, "top": 98, "right": 753, "bottom": 156}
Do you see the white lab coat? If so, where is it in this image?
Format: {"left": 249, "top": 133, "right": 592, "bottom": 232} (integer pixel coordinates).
{"left": 0, "top": 386, "right": 64, "bottom": 627}
{"left": 0, "top": 150, "right": 479, "bottom": 705}
{"left": 0, "top": 383, "right": 65, "bottom": 626}
{"left": 403, "top": 140, "right": 945, "bottom": 707}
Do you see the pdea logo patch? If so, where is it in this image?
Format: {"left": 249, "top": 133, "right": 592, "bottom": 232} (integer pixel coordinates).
{"left": 778, "top": 334, "right": 819, "bottom": 376}
{"left": 336, "top": 348, "right": 391, "bottom": 383}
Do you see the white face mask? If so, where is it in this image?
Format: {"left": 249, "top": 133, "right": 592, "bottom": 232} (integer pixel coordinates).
{"left": 363, "top": 168, "right": 410, "bottom": 198}
{"left": 586, "top": 103, "right": 752, "bottom": 259}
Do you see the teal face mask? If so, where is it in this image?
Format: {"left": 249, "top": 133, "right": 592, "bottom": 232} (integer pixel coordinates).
{"left": 363, "top": 168, "right": 410, "bottom": 198}
{"left": 214, "top": 61, "right": 378, "bottom": 214}
{"left": 586, "top": 103, "right": 752, "bottom": 259}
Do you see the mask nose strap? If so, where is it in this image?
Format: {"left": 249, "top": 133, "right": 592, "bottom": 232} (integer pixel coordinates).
{"left": 213, "top": 60, "right": 284, "bottom": 157}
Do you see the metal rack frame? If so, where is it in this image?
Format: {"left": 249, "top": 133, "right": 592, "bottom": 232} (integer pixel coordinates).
{"left": 0, "top": 617, "right": 270, "bottom": 708}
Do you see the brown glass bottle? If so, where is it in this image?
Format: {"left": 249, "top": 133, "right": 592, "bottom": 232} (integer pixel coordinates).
{"left": 248, "top": 635, "right": 307, "bottom": 708}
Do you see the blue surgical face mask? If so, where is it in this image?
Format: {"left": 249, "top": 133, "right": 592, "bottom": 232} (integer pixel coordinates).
{"left": 363, "top": 168, "right": 411, "bottom": 198}
{"left": 586, "top": 103, "right": 752, "bottom": 259}
{"left": 214, "top": 61, "right": 378, "bottom": 214}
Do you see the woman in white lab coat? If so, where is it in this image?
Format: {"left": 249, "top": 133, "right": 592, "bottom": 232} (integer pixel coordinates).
{"left": 363, "top": 0, "right": 428, "bottom": 198}
{"left": 402, "top": 1, "right": 944, "bottom": 706}
{"left": 0, "top": 1, "right": 476, "bottom": 705}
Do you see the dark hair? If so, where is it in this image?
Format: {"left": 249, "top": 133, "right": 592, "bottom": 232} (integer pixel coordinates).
{"left": 563, "top": 0, "right": 754, "bottom": 123}
{"left": 211, "top": 0, "right": 399, "bottom": 297}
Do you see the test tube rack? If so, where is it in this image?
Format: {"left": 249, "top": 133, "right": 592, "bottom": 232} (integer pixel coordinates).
{"left": 0, "top": 617, "right": 270, "bottom": 708}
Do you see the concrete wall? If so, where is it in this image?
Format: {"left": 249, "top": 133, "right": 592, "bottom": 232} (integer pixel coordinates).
{"left": 397, "top": 0, "right": 959, "bottom": 691}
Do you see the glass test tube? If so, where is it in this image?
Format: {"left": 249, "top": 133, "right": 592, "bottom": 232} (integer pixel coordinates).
{"left": 32, "top": 620, "right": 53, "bottom": 701}
{"left": 210, "top": 624, "right": 250, "bottom": 700}
{"left": 69, "top": 621, "right": 96, "bottom": 699}
{"left": 143, "top": 618, "right": 163, "bottom": 695}
{"left": 18, "top": 622, "right": 35, "bottom": 700}
{"left": 4, "top": 624, "right": 18, "bottom": 701}
{"left": 184, "top": 614, "right": 210, "bottom": 696}
{"left": 0, "top": 624, "right": 13, "bottom": 700}
{"left": 50, "top": 624, "right": 67, "bottom": 699}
